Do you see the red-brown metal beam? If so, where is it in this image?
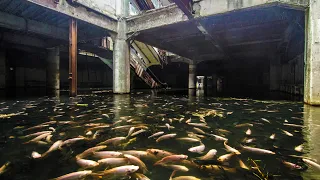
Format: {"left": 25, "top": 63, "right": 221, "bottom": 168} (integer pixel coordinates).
{"left": 69, "top": 18, "right": 77, "bottom": 97}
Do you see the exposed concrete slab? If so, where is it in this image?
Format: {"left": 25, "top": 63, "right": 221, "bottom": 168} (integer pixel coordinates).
{"left": 26, "top": 0, "right": 118, "bottom": 32}
{"left": 304, "top": 0, "right": 320, "bottom": 105}
{"left": 0, "top": 11, "right": 68, "bottom": 40}
{"left": 127, "top": 0, "right": 308, "bottom": 34}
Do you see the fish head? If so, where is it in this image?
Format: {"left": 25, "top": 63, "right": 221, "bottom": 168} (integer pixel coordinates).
{"left": 126, "top": 165, "right": 139, "bottom": 173}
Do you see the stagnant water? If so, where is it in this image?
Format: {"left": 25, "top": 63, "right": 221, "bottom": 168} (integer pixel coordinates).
{"left": 0, "top": 89, "right": 319, "bottom": 180}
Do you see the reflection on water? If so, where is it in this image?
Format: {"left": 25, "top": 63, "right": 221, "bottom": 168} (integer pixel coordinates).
{"left": 0, "top": 90, "right": 318, "bottom": 179}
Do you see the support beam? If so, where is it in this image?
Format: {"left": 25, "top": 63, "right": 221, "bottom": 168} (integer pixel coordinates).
{"left": 188, "top": 61, "right": 196, "bottom": 89}
{"left": 69, "top": 18, "right": 77, "bottom": 97}
{"left": 0, "top": 11, "right": 68, "bottom": 41}
{"left": 46, "top": 47, "right": 60, "bottom": 96}
{"left": 304, "top": 0, "right": 320, "bottom": 105}
{"left": 127, "top": 0, "right": 308, "bottom": 34}
{"left": 26, "top": 0, "right": 117, "bottom": 32}
{"left": 113, "top": 0, "right": 130, "bottom": 94}
{"left": 0, "top": 49, "right": 6, "bottom": 89}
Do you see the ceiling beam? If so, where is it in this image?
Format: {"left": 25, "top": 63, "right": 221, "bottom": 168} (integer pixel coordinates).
{"left": 26, "top": 0, "right": 118, "bottom": 32}
{"left": 127, "top": 0, "right": 307, "bottom": 34}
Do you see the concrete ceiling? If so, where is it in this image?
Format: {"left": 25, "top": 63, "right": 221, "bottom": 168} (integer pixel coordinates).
{"left": 134, "top": 5, "right": 305, "bottom": 62}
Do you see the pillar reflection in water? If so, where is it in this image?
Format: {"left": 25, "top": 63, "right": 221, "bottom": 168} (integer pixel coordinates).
{"left": 113, "top": 94, "right": 130, "bottom": 122}
{"left": 188, "top": 88, "right": 195, "bottom": 102}
{"left": 303, "top": 105, "right": 320, "bottom": 179}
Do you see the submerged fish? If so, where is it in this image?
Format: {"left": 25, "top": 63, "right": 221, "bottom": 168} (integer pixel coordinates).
{"left": 217, "top": 153, "right": 235, "bottom": 162}
{"left": 193, "top": 127, "right": 206, "bottom": 134}
{"left": 93, "top": 151, "right": 123, "bottom": 159}
{"left": 31, "top": 151, "right": 42, "bottom": 159}
{"left": 132, "top": 173, "right": 150, "bottom": 180}
{"left": 241, "top": 145, "right": 275, "bottom": 155}
{"left": 98, "top": 137, "right": 126, "bottom": 145}
{"left": 126, "top": 127, "right": 135, "bottom": 137}
{"left": 95, "top": 165, "right": 139, "bottom": 176}
{"left": 238, "top": 158, "right": 250, "bottom": 170}
{"left": 270, "top": 133, "right": 276, "bottom": 140}
{"left": 42, "top": 140, "right": 63, "bottom": 157}
{"left": 131, "top": 129, "right": 146, "bottom": 137}
{"left": 208, "top": 134, "right": 228, "bottom": 141}
{"left": 171, "top": 176, "right": 201, "bottom": 180}
{"left": 76, "top": 145, "right": 107, "bottom": 159}
{"left": 21, "top": 131, "right": 52, "bottom": 138}
{"left": 0, "top": 162, "right": 10, "bottom": 175}
{"left": 156, "top": 133, "right": 177, "bottom": 142}
{"left": 281, "top": 129, "right": 293, "bottom": 136}
{"left": 146, "top": 149, "right": 174, "bottom": 158}
{"left": 245, "top": 128, "right": 251, "bottom": 135}
{"left": 76, "top": 159, "right": 99, "bottom": 168}
{"left": 60, "top": 137, "right": 85, "bottom": 147}
{"left": 282, "top": 160, "right": 303, "bottom": 170}
{"left": 24, "top": 132, "right": 51, "bottom": 144}
{"left": 154, "top": 155, "right": 188, "bottom": 165}
{"left": 98, "top": 158, "right": 128, "bottom": 167}
{"left": 123, "top": 154, "right": 148, "bottom": 173}
{"left": 235, "top": 123, "right": 253, "bottom": 128}
{"left": 224, "top": 141, "right": 241, "bottom": 155}
{"left": 163, "top": 164, "right": 189, "bottom": 172}
{"left": 177, "top": 137, "right": 200, "bottom": 143}
{"left": 188, "top": 143, "right": 205, "bottom": 154}
{"left": 302, "top": 158, "right": 320, "bottom": 170}
{"left": 198, "top": 149, "right": 217, "bottom": 160}
{"left": 295, "top": 144, "right": 303, "bottom": 152}
{"left": 187, "top": 123, "right": 209, "bottom": 129}
{"left": 52, "top": 170, "right": 92, "bottom": 180}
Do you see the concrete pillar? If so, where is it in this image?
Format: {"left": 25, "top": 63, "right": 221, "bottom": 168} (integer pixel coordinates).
{"left": 113, "top": 0, "right": 130, "bottom": 93}
{"left": 270, "top": 54, "right": 281, "bottom": 91}
{"left": 305, "top": 1, "right": 320, "bottom": 105}
{"left": 46, "top": 47, "right": 60, "bottom": 91}
{"left": 69, "top": 18, "right": 77, "bottom": 97}
{"left": 188, "top": 62, "right": 196, "bottom": 89}
{"left": 0, "top": 49, "right": 5, "bottom": 88}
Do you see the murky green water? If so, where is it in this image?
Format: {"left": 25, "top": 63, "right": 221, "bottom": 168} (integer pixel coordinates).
{"left": 0, "top": 90, "right": 319, "bottom": 180}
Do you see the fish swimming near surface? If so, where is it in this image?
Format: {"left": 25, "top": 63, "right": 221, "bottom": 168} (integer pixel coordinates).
{"left": 31, "top": 151, "right": 42, "bottom": 159}
{"left": 76, "top": 145, "right": 107, "bottom": 159}
{"left": 270, "top": 133, "right": 275, "bottom": 140}
{"left": 41, "top": 140, "right": 63, "bottom": 157}
{"left": 208, "top": 134, "right": 228, "bottom": 141}
{"left": 94, "top": 165, "right": 139, "bottom": 177}
{"left": 93, "top": 151, "right": 123, "bottom": 159}
{"left": 280, "top": 129, "right": 293, "bottom": 136}
{"left": 245, "top": 128, "right": 251, "bottom": 135}
{"left": 188, "top": 143, "right": 205, "bottom": 154}
{"left": 76, "top": 159, "right": 99, "bottom": 168}
{"left": 24, "top": 132, "right": 52, "bottom": 144}
{"left": 302, "top": 158, "right": 320, "bottom": 170}
{"left": 0, "top": 162, "right": 10, "bottom": 175}
{"left": 154, "top": 154, "right": 188, "bottom": 165}
{"left": 148, "top": 131, "right": 164, "bottom": 139}
{"left": 51, "top": 170, "right": 92, "bottom": 180}
{"left": 121, "top": 150, "right": 157, "bottom": 160}
{"left": 146, "top": 149, "right": 174, "bottom": 158}
{"left": 162, "top": 164, "right": 189, "bottom": 172}
{"left": 123, "top": 154, "right": 148, "bottom": 173}
{"left": 295, "top": 144, "right": 303, "bottom": 152}
{"left": 241, "top": 145, "right": 275, "bottom": 155}
{"left": 98, "top": 158, "right": 128, "bottom": 167}
{"left": 156, "top": 134, "right": 177, "bottom": 142}
{"left": 224, "top": 141, "right": 241, "bottom": 155}
{"left": 176, "top": 137, "right": 200, "bottom": 143}
{"left": 217, "top": 153, "right": 235, "bottom": 163}
{"left": 132, "top": 173, "right": 151, "bottom": 180}
{"left": 97, "top": 137, "right": 126, "bottom": 146}
{"left": 282, "top": 160, "right": 303, "bottom": 170}
{"left": 198, "top": 149, "right": 217, "bottom": 160}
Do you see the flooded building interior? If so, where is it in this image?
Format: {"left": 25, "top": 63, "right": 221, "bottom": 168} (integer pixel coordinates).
{"left": 0, "top": 0, "right": 320, "bottom": 179}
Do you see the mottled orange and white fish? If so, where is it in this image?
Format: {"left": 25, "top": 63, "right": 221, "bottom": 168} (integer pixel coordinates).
{"left": 156, "top": 134, "right": 177, "bottom": 142}
{"left": 123, "top": 154, "right": 148, "bottom": 173}
{"left": 154, "top": 155, "right": 188, "bottom": 165}
{"left": 146, "top": 149, "right": 174, "bottom": 158}
{"left": 148, "top": 131, "right": 164, "bottom": 139}
{"left": 224, "top": 141, "right": 241, "bottom": 155}
{"left": 76, "top": 159, "right": 99, "bottom": 168}
{"left": 52, "top": 170, "right": 92, "bottom": 180}
{"left": 198, "top": 149, "right": 217, "bottom": 160}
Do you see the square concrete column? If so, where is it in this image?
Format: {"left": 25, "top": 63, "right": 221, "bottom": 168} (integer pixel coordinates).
{"left": 305, "top": 0, "right": 320, "bottom": 105}
{"left": 113, "top": 0, "right": 130, "bottom": 94}
{"left": 188, "top": 62, "right": 196, "bottom": 89}
{"left": 46, "top": 47, "right": 60, "bottom": 96}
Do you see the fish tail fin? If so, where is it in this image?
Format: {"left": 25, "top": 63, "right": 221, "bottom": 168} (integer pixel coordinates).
{"left": 169, "top": 170, "right": 177, "bottom": 180}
